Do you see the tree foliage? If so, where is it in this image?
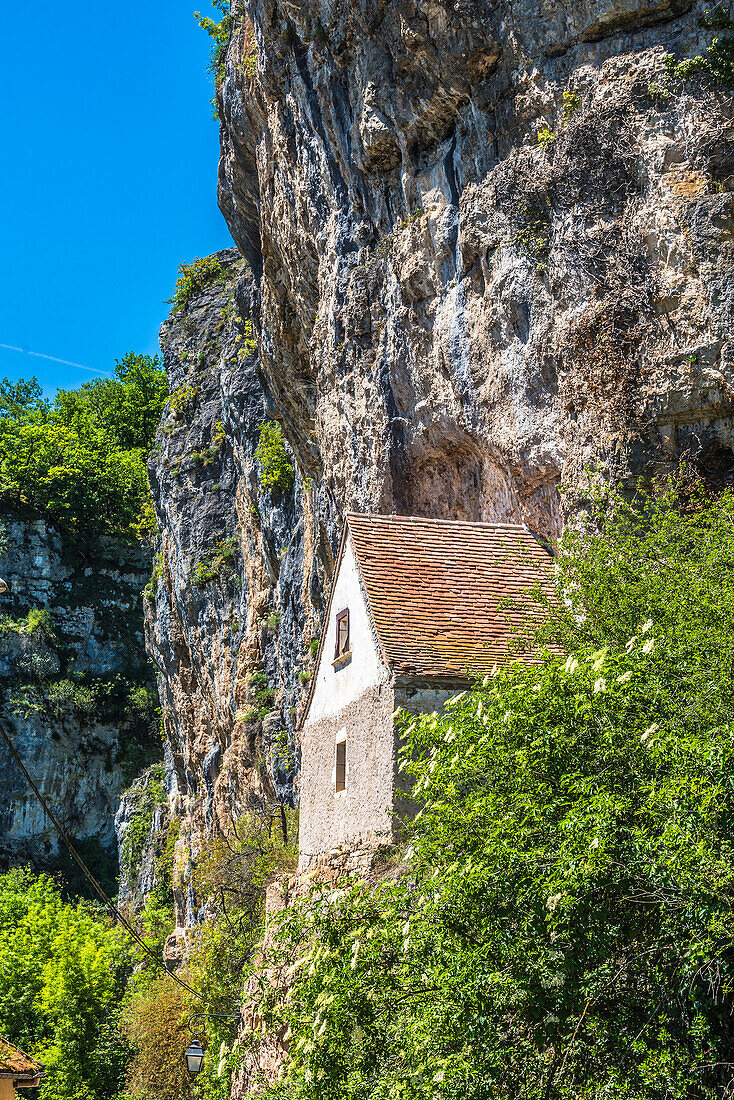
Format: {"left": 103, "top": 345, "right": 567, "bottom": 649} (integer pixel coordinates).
{"left": 0, "top": 355, "right": 166, "bottom": 540}
{"left": 254, "top": 421, "right": 294, "bottom": 493}
{"left": 246, "top": 481, "right": 734, "bottom": 1100}
{"left": 122, "top": 977, "right": 193, "bottom": 1100}
{"left": 0, "top": 868, "right": 130, "bottom": 1100}
{"left": 194, "top": 1, "right": 232, "bottom": 87}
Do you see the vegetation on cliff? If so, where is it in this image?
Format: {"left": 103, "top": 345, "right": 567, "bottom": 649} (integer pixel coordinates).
{"left": 3, "top": 449, "right": 733, "bottom": 1100}
{"left": 0, "top": 354, "right": 167, "bottom": 541}
{"left": 243, "top": 481, "right": 734, "bottom": 1100}
{"left": 254, "top": 422, "right": 294, "bottom": 493}
{"left": 167, "top": 256, "right": 226, "bottom": 313}
{"left": 194, "top": 1, "right": 231, "bottom": 88}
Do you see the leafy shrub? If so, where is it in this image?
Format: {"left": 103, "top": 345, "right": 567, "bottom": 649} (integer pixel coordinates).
{"left": 248, "top": 480, "right": 734, "bottom": 1100}
{"left": 237, "top": 707, "right": 258, "bottom": 723}
{"left": 44, "top": 677, "right": 99, "bottom": 715}
{"left": 26, "top": 607, "right": 55, "bottom": 637}
{"left": 191, "top": 535, "right": 239, "bottom": 587}
{"left": 245, "top": 668, "right": 275, "bottom": 717}
{"left": 132, "top": 491, "right": 158, "bottom": 544}
{"left": 189, "top": 421, "right": 226, "bottom": 468}
{"left": 0, "top": 607, "right": 56, "bottom": 639}
{"left": 167, "top": 384, "right": 198, "bottom": 420}
{"left": 235, "top": 314, "right": 257, "bottom": 360}
{"left": 144, "top": 554, "right": 164, "bottom": 603}
{"left": 168, "top": 256, "right": 225, "bottom": 312}
{"left": 561, "top": 90, "right": 582, "bottom": 119}
{"left": 537, "top": 91, "right": 581, "bottom": 145}
{"left": 664, "top": 33, "right": 734, "bottom": 86}
{"left": 243, "top": 24, "right": 258, "bottom": 80}
{"left": 514, "top": 201, "right": 551, "bottom": 258}
{"left": 254, "top": 422, "right": 294, "bottom": 493}
{"left": 10, "top": 672, "right": 161, "bottom": 736}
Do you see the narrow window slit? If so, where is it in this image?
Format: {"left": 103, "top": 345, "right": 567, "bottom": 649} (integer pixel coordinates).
{"left": 335, "top": 740, "right": 346, "bottom": 792}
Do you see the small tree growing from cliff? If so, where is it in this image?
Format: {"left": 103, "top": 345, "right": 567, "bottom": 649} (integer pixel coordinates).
{"left": 195, "top": 1, "right": 231, "bottom": 86}
{"left": 255, "top": 422, "right": 294, "bottom": 493}
{"left": 168, "top": 256, "right": 226, "bottom": 312}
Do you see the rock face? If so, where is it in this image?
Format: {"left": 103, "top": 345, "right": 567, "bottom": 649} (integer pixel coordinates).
{"left": 145, "top": 250, "right": 322, "bottom": 937}
{"left": 217, "top": 0, "right": 734, "bottom": 538}
{"left": 147, "top": 0, "right": 734, "bottom": 938}
{"left": 0, "top": 516, "right": 157, "bottom": 880}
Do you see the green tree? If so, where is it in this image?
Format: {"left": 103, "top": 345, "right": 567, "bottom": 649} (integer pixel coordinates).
{"left": 0, "top": 868, "right": 130, "bottom": 1100}
{"left": 194, "top": 1, "right": 231, "bottom": 86}
{"left": 0, "top": 376, "right": 47, "bottom": 420}
{"left": 254, "top": 421, "right": 294, "bottom": 493}
{"left": 54, "top": 354, "right": 167, "bottom": 452}
{"left": 0, "top": 358, "right": 166, "bottom": 541}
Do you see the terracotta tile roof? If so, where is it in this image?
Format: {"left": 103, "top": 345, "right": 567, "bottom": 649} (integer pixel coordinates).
{"left": 0, "top": 1039, "right": 44, "bottom": 1080}
{"left": 347, "top": 514, "right": 554, "bottom": 678}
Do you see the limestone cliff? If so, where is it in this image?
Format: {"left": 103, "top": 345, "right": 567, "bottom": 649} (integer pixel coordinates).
{"left": 146, "top": 0, "right": 734, "bottom": 941}
{"left": 144, "top": 249, "right": 323, "bottom": 939}
{"left": 0, "top": 516, "right": 157, "bottom": 884}
{"left": 218, "top": 0, "right": 734, "bottom": 534}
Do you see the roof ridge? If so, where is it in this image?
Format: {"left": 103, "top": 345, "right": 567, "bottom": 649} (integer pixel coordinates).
{"left": 346, "top": 512, "right": 534, "bottom": 531}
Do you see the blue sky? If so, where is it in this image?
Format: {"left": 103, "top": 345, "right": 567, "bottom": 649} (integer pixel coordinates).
{"left": 0, "top": 2, "right": 234, "bottom": 397}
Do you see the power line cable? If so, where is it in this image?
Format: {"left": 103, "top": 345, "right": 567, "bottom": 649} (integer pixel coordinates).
{"left": 0, "top": 717, "right": 204, "bottom": 1002}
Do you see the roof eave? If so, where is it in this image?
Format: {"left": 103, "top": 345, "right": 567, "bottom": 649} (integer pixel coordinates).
{"left": 394, "top": 671, "right": 472, "bottom": 689}
{"left": 297, "top": 519, "right": 350, "bottom": 731}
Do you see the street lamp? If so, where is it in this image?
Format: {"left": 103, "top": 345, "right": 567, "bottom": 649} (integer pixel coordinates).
{"left": 183, "top": 1012, "right": 240, "bottom": 1077}
{"left": 184, "top": 1039, "right": 205, "bottom": 1078}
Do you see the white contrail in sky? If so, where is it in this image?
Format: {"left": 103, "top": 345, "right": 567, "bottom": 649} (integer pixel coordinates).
{"left": 0, "top": 343, "right": 113, "bottom": 377}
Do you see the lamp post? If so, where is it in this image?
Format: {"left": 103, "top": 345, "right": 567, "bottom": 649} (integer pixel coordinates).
{"left": 183, "top": 1013, "right": 240, "bottom": 1078}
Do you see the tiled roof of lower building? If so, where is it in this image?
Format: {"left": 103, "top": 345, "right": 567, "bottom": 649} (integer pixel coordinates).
{"left": 0, "top": 1039, "right": 44, "bottom": 1080}
{"left": 347, "top": 514, "right": 554, "bottom": 678}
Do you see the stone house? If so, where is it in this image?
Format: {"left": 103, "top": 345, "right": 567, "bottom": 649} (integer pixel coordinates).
{"left": 298, "top": 514, "right": 553, "bottom": 869}
{"left": 0, "top": 1039, "right": 43, "bottom": 1100}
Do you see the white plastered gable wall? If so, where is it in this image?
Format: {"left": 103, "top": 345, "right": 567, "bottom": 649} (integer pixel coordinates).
{"left": 299, "top": 532, "right": 395, "bottom": 868}
{"left": 306, "top": 533, "right": 386, "bottom": 723}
